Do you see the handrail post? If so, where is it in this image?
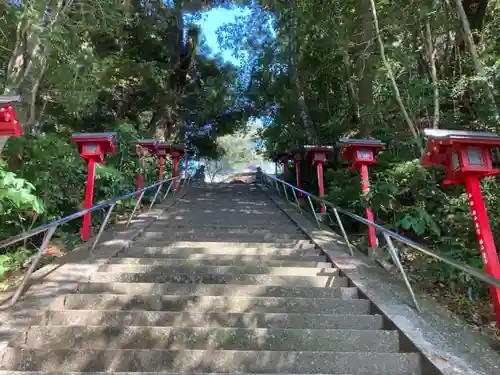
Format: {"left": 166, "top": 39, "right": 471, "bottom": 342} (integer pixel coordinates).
{"left": 91, "top": 203, "right": 116, "bottom": 251}
{"left": 175, "top": 177, "right": 183, "bottom": 194}
{"left": 149, "top": 182, "right": 164, "bottom": 210}
{"left": 127, "top": 190, "right": 145, "bottom": 227}
{"left": 282, "top": 181, "right": 289, "bottom": 201}
{"left": 307, "top": 195, "right": 321, "bottom": 229}
{"left": 163, "top": 181, "right": 173, "bottom": 200}
{"left": 383, "top": 232, "right": 420, "bottom": 311}
{"left": 332, "top": 207, "right": 354, "bottom": 256}
{"left": 291, "top": 188, "right": 301, "bottom": 211}
{"left": 0, "top": 225, "right": 58, "bottom": 309}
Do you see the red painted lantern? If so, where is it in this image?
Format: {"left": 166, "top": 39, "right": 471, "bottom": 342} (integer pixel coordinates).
{"left": 304, "top": 145, "right": 333, "bottom": 214}
{"left": 136, "top": 139, "right": 158, "bottom": 195}
{"left": 169, "top": 144, "right": 186, "bottom": 191}
{"left": 339, "top": 138, "right": 384, "bottom": 249}
{"left": 274, "top": 152, "right": 291, "bottom": 180}
{"left": 156, "top": 142, "right": 170, "bottom": 183}
{"left": 72, "top": 132, "right": 117, "bottom": 241}
{"left": 0, "top": 95, "right": 23, "bottom": 138}
{"left": 421, "top": 129, "right": 500, "bottom": 184}
{"left": 421, "top": 128, "right": 500, "bottom": 327}
{"left": 339, "top": 138, "right": 384, "bottom": 169}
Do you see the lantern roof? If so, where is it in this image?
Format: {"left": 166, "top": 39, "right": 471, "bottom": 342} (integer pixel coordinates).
{"left": 136, "top": 139, "right": 157, "bottom": 146}
{"left": 71, "top": 132, "right": 116, "bottom": 142}
{"left": 338, "top": 138, "right": 385, "bottom": 148}
{"left": 304, "top": 145, "right": 334, "bottom": 151}
{"left": 423, "top": 128, "right": 500, "bottom": 144}
{"left": 422, "top": 128, "right": 500, "bottom": 167}
{"left": 0, "top": 95, "right": 21, "bottom": 104}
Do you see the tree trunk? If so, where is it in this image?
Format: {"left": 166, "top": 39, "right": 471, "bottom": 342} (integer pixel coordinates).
{"left": 342, "top": 49, "right": 361, "bottom": 125}
{"left": 424, "top": 19, "right": 440, "bottom": 128}
{"left": 453, "top": 0, "right": 497, "bottom": 113}
{"left": 355, "top": 0, "right": 375, "bottom": 136}
{"left": 369, "top": 0, "right": 424, "bottom": 153}
{"left": 288, "top": 0, "right": 318, "bottom": 144}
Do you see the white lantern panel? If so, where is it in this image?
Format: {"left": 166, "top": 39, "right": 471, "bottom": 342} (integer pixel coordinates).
{"left": 466, "top": 147, "right": 483, "bottom": 166}
{"left": 358, "top": 149, "right": 373, "bottom": 160}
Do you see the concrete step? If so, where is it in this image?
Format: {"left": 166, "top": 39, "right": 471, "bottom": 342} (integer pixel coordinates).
{"left": 118, "top": 247, "right": 320, "bottom": 258}
{"left": 0, "top": 372, "right": 359, "bottom": 375}
{"left": 158, "top": 218, "right": 300, "bottom": 226}
{"left": 1, "top": 348, "right": 421, "bottom": 374}
{"left": 148, "top": 223, "right": 303, "bottom": 231}
{"left": 17, "top": 326, "right": 400, "bottom": 352}
{"left": 59, "top": 294, "right": 370, "bottom": 314}
{"left": 76, "top": 283, "right": 357, "bottom": 298}
{"left": 41, "top": 310, "right": 383, "bottom": 330}
{"left": 133, "top": 240, "right": 316, "bottom": 249}
{"left": 88, "top": 271, "right": 346, "bottom": 286}
{"left": 144, "top": 225, "right": 303, "bottom": 232}
{"left": 171, "top": 210, "right": 286, "bottom": 216}
{"left": 106, "top": 257, "right": 332, "bottom": 268}
{"left": 138, "top": 233, "right": 306, "bottom": 242}
{"left": 96, "top": 264, "right": 338, "bottom": 276}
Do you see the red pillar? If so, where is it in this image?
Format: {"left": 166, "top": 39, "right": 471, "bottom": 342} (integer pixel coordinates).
{"left": 137, "top": 156, "right": 144, "bottom": 198}
{"left": 159, "top": 156, "right": 165, "bottom": 181}
{"left": 360, "top": 163, "right": 377, "bottom": 248}
{"left": 282, "top": 161, "right": 287, "bottom": 180}
{"left": 295, "top": 161, "right": 302, "bottom": 200}
{"left": 464, "top": 176, "right": 500, "bottom": 324}
{"left": 81, "top": 159, "right": 96, "bottom": 241}
{"left": 173, "top": 156, "right": 180, "bottom": 190}
{"left": 316, "top": 162, "right": 326, "bottom": 214}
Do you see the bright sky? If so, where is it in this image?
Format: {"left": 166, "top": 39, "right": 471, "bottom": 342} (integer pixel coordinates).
{"left": 193, "top": 6, "right": 251, "bottom": 66}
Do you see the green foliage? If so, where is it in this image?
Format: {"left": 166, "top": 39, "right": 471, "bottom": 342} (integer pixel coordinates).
{"left": 0, "top": 162, "right": 43, "bottom": 215}
{"left": 0, "top": 247, "right": 33, "bottom": 279}
{"left": 227, "top": 0, "right": 500, "bottom": 324}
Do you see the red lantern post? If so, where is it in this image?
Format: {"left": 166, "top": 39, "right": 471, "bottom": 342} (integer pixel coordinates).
{"left": 291, "top": 149, "right": 303, "bottom": 200}
{"left": 421, "top": 128, "right": 500, "bottom": 326}
{"left": 304, "top": 146, "right": 333, "bottom": 214}
{"left": 275, "top": 152, "right": 291, "bottom": 180}
{"left": 170, "top": 145, "right": 186, "bottom": 191}
{"left": 72, "top": 132, "right": 117, "bottom": 241}
{"left": 339, "top": 138, "right": 384, "bottom": 249}
{"left": 156, "top": 142, "right": 169, "bottom": 181}
{"left": 136, "top": 139, "right": 158, "bottom": 197}
{"left": 0, "top": 95, "right": 23, "bottom": 153}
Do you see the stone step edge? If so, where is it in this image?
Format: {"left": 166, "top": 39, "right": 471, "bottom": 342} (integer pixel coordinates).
{"left": 41, "top": 310, "right": 382, "bottom": 318}
{"left": 75, "top": 282, "right": 354, "bottom": 290}
{"left": 61, "top": 294, "right": 363, "bottom": 301}
{"left": 106, "top": 258, "right": 332, "bottom": 265}
{"left": 0, "top": 372, "right": 357, "bottom": 375}
{"left": 23, "top": 325, "right": 391, "bottom": 333}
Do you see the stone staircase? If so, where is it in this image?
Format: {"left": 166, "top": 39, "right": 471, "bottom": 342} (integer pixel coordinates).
{"left": 1, "top": 183, "right": 422, "bottom": 374}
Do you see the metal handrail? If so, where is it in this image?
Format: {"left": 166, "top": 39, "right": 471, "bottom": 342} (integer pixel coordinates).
{"left": 260, "top": 173, "right": 500, "bottom": 311}
{"left": 0, "top": 171, "right": 194, "bottom": 309}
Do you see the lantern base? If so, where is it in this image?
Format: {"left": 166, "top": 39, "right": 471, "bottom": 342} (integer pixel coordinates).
{"left": 443, "top": 169, "right": 499, "bottom": 185}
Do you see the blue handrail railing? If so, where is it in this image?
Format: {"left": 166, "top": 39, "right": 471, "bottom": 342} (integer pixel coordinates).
{"left": 260, "top": 172, "right": 500, "bottom": 311}
{"left": 0, "top": 172, "right": 194, "bottom": 309}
